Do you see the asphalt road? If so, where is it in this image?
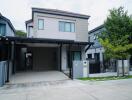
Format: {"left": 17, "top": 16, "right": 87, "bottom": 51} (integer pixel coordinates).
{"left": 0, "top": 79, "right": 132, "bottom": 100}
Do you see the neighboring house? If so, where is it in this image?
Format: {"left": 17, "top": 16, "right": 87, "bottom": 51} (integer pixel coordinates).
{"left": 0, "top": 13, "right": 15, "bottom": 36}
{"left": 87, "top": 24, "right": 104, "bottom": 61}
{"left": 87, "top": 24, "right": 132, "bottom": 73}
{"left": 0, "top": 14, "right": 15, "bottom": 86}
{"left": 0, "top": 8, "right": 93, "bottom": 85}
{"left": 87, "top": 25, "right": 117, "bottom": 73}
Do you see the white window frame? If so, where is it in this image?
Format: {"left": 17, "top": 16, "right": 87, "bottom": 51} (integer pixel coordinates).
{"left": 59, "top": 21, "right": 75, "bottom": 32}
{"left": 38, "top": 19, "right": 44, "bottom": 30}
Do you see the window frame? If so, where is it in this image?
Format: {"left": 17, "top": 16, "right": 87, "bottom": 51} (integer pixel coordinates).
{"left": 38, "top": 19, "right": 44, "bottom": 30}
{"left": 59, "top": 21, "right": 75, "bottom": 32}
{"left": 0, "top": 23, "right": 6, "bottom": 36}
{"left": 87, "top": 54, "right": 92, "bottom": 59}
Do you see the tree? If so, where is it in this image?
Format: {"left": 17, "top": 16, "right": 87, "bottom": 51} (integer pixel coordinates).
{"left": 16, "top": 30, "right": 27, "bottom": 37}
{"left": 99, "top": 7, "right": 132, "bottom": 76}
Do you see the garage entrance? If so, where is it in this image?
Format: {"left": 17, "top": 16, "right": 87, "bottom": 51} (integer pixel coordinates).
{"left": 0, "top": 36, "right": 93, "bottom": 84}
{"left": 14, "top": 44, "right": 61, "bottom": 72}
{"left": 30, "top": 47, "right": 59, "bottom": 71}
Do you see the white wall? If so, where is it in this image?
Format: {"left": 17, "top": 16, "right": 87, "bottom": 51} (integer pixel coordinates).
{"left": 61, "top": 45, "right": 67, "bottom": 70}
{"left": 34, "top": 14, "right": 76, "bottom": 40}
{"left": 86, "top": 47, "right": 104, "bottom": 62}
{"left": 26, "top": 22, "right": 33, "bottom": 37}
{"left": 33, "top": 12, "right": 88, "bottom": 42}
{"left": 86, "top": 47, "right": 104, "bottom": 55}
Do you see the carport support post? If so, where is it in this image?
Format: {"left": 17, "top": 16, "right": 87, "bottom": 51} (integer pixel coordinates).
{"left": 7, "top": 42, "right": 10, "bottom": 82}
{"left": 11, "top": 41, "right": 15, "bottom": 74}
{"left": 69, "top": 44, "right": 73, "bottom": 79}
{"left": 59, "top": 44, "right": 62, "bottom": 71}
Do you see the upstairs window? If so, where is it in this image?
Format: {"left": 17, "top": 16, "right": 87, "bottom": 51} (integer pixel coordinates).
{"left": 38, "top": 19, "right": 44, "bottom": 30}
{"left": 0, "top": 23, "right": 6, "bottom": 36}
{"left": 59, "top": 21, "right": 75, "bottom": 32}
{"left": 87, "top": 54, "right": 92, "bottom": 59}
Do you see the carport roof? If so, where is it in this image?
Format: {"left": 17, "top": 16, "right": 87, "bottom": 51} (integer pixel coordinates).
{"left": 0, "top": 36, "right": 94, "bottom": 45}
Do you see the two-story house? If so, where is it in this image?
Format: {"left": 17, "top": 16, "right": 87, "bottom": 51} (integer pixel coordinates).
{"left": 0, "top": 8, "right": 93, "bottom": 84}
{"left": 25, "top": 8, "right": 91, "bottom": 76}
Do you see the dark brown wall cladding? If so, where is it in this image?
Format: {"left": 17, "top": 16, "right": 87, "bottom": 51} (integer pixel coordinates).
{"left": 30, "top": 47, "right": 59, "bottom": 71}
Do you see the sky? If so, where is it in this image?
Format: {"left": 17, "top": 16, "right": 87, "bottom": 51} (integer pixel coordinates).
{"left": 0, "top": 0, "right": 132, "bottom": 32}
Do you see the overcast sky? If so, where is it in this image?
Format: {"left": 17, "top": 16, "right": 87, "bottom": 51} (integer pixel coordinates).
{"left": 0, "top": 0, "right": 132, "bottom": 32}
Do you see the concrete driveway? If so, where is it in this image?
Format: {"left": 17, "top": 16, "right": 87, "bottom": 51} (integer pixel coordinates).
{"left": 10, "top": 71, "right": 69, "bottom": 84}
{"left": 0, "top": 79, "right": 132, "bottom": 100}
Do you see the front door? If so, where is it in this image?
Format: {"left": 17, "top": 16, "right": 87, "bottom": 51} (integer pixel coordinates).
{"left": 67, "top": 51, "right": 81, "bottom": 68}
{"left": 72, "top": 51, "right": 81, "bottom": 61}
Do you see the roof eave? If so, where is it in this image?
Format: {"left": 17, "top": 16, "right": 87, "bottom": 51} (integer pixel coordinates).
{"left": 0, "top": 36, "right": 93, "bottom": 45}
{"left": 32, "top": 8, "right": 90, "bottom": 19}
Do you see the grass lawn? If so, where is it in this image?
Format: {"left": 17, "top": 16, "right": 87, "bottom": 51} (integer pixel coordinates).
{"left": 79, "top": 75, "right": 132, "bottom": 81}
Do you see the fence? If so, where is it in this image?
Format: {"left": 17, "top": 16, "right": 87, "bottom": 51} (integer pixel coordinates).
{"left": 89, "top": 59, "right": 117, "bottom": 74}
{"left": 0, "top": 61, "right": 7, "bottom": 87}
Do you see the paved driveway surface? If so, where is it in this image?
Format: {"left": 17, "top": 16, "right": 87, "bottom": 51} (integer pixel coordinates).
{"left": 0, "top": 79, "right": 132, "bottom": 100}
{"left": 10, "top": 71, "right": 69, "bottom": 84}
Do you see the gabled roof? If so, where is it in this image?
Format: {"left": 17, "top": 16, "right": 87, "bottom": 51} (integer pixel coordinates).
{"left": 88, "top": 24, "right": 104, "bottom": 34}
{"left": 0, "top": 14, "right": 16, "bottom": 33}
{"left": 32, "top": 7, "right": 90, "bottom": 19}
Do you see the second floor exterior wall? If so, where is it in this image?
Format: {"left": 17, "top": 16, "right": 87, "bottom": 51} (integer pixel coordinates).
{"left": 26, "top": 8, "right": 90, "bottom": 42}
{"left": 88, "top": 25, "right": 105, "bottom": 49}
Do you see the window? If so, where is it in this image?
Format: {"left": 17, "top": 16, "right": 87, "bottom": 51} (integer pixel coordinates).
{"left": 94, "top": 53, "right": 100, "bottom": 61}
{"left": 88, "top": 54, "right": 92, "bottom": 59}
{"left": 65, "top": 22, "right": 71, "bottom": 32}
{"left": 38, "top": 19, "right": 44, "bottom": 30}
{"left": 0, "top": 23, "right": 6, "bottom": 36}
{"left": 71, "top": 23, "right": 75, "bottom": 32}
{"left": 59, "top": 21, "right": 65, "bottom": 32}
{"left": 59, "top": 21, "right": 75, "bottom": 32}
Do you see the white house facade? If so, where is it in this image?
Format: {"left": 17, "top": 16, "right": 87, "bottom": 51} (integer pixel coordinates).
{"left": 24, "top": 8, "right": 92, "bottom": 77}
{"left": 0, "top": 8, "right": 93, "bottom": 86}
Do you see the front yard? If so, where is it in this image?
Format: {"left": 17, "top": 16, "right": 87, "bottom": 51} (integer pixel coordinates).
{"left": 79, "top": 75, "right": 132, "bottom": 81}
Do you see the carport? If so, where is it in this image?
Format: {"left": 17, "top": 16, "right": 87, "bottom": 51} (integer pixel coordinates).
{"left": 0, "top": 36, "right": 93, "bottom": 84}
